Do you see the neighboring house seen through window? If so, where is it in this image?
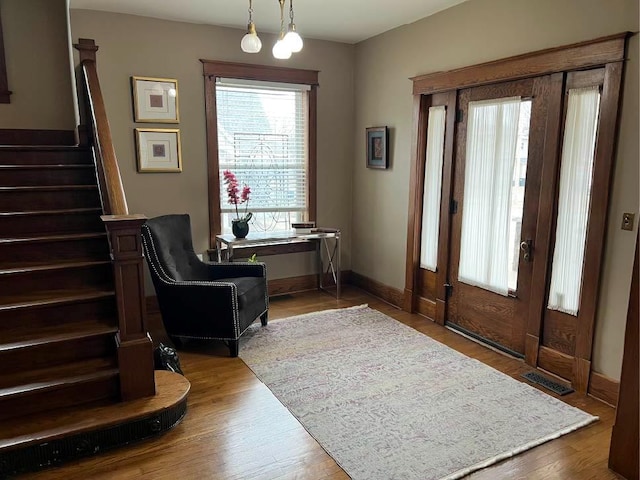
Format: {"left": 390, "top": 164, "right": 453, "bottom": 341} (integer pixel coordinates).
{"left": 216, "top": 80, "right": 309, "bottom": 235}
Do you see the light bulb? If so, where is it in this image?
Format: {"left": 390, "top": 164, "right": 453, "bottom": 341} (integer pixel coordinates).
{"left": 240, "top": 22, "right": 262, "bottom": 53}
{"left": 272, "top": 39, "right": 292, "bottom": 59}
{"left": 284, "top": 25, "right": 303, "bottom": 53}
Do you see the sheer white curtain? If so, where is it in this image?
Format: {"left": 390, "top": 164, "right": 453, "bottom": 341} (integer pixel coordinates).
{"left": 547, "top": 86, "right": 601, "bottom": 315}
{"left": 458, "top": 97, "right": 521, "bottom": 296}
{"left": 420, "top": 106, "right": 446, "bottom": 271}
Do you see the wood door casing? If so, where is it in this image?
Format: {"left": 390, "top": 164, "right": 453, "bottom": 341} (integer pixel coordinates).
{"left": 405, "top": 91, "right": 456, "bottom": 324}
{"left": 448, "top": 77, "right": 550, "bottom": 356}
{"left": 539, "top": 70, "right": 607, "bottom": 364}
{"left": 406, "top": 34, "right": 629, "bottom": 393}
{"left": 535, "top": 65, "right": 624, "bottom": 392}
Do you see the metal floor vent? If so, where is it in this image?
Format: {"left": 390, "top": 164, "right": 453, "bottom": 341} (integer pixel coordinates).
{"left": 522, "top": 371, "right": 574, "bottom": 395}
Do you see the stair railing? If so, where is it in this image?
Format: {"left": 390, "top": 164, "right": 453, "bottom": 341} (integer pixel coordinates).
{"left": 74, "top": 38, "right": 155, "bottom": 401}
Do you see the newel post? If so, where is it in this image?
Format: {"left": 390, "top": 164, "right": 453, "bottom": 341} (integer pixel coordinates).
{"left": 102, "top": 214, "right": 156, "bottom": 401}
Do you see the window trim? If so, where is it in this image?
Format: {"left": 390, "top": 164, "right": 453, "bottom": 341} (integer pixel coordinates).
{"left": 201, "top": 60, "right": 319, "bottom": 251}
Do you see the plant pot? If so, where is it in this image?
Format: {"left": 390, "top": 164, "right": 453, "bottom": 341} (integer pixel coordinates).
{"left": 232, "top": 219, "right": 250, "bottom": 239}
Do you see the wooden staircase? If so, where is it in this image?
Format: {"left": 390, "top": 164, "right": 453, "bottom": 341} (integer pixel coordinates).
{"left": 0, "top": 37, "right": 189, "bottom": 477}
{"left": 0, "top": 145, "right": 121, "bottom": 423}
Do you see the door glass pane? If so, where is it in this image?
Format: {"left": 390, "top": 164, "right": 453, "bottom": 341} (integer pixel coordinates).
{"left": 420, "top": 106, "right": 446, "bottom": 271}
{"left": 458, "top": 96, "right": 524, "bottom": 296}
{"left": 547, "top": 86, "right": 601, "bottom": 315}
{"left": 508, "top": 100, "right": 532, "bottom": 291}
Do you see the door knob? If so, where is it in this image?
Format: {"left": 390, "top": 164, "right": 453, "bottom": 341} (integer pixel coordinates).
{"left": 520, "top": 239, "right": 532, "bottom": 261}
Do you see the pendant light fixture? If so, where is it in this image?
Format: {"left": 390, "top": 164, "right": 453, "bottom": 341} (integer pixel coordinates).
{"left": 283, "top": 0, "right": 303, "bottom": 53}
{"left": 272, "top": 0, "right": 292, "bottom": 59}
{"left": 240, "top": 0, "right": 303, "bottom": 59}
{"left": 240, "top": 0, "right": 262, "bottom": 53}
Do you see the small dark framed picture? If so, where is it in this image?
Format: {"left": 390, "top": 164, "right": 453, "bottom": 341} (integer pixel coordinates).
{"left": 366, "top": 126, "right": 389, "bottom": 169}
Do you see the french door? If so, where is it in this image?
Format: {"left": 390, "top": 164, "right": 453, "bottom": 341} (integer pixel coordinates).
{"left": 446, "top": 78, "right": 550, "bottom": 356}
{"left": 406, "top": 34, "right": 627, "bottom": 393}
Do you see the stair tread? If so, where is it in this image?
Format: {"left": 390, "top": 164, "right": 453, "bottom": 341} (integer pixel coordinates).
{"left": 0, "top": 164, "right": 93, "bottom": 169}
{"left": 0, "top": 289, "right": 115, "bottom": 312}
{"left": 0, "top": 363, "right": 118, "bottom": 397}
{"left": 0, "top": 146, "right": 87, "bottom": 152}
{"left": 0, "top": 371, "right": 189, "bottom": 451}
{"left": 0, "top": 358, "right": 117, "bottom": 390}
{"left": 0, "top": 232, "right": 107, "bottom": 244}
{"left": 0, "top": 260, "right": 111, "bottom": 275}
{"left": 0, "top": 318, "right": 117, "bottom": 349}
{"left": 0, "top": 207, "right": 101, "bottom": 217}
{"left": 0, "top": 185, "right": 97, "bottom": 191}
{"left": 0, "top": 257, "right": 110, "bottom": 270}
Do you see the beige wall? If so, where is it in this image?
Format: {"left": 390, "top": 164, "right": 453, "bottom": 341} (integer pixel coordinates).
{"left": 69, "top": 10, "right": 355, "bottom": 283}
{"left": 0, "top": 0, "right": 75, "bottom": 129}
{"left": 352, "top": 0, "right": 639, "bottom": 380}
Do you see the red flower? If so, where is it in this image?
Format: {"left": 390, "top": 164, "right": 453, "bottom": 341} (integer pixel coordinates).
{"left": 223, "top": 170, "right": 252, "bottom": 221}
{"left": 241, "top": 185, "right": 251, "bottom": 203}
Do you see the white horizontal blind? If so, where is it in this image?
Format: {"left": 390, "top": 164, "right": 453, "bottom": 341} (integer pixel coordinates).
{"left": 547, "top": 86, "right": 601, "bottom": 315}
{"left": 419, "top": 106, "right": 446, "bottom": 271}
{"left": 216, "top": 80, "right": 308, "bottom": 233}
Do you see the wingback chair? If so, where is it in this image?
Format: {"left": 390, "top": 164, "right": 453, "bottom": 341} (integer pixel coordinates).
{"left": 141, "top": 214, "right": 268, "bottom": 357}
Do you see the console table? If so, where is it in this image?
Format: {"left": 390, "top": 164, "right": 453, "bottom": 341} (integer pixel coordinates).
{"left": 214, "top": 229, "right": 341, "bottom": 299}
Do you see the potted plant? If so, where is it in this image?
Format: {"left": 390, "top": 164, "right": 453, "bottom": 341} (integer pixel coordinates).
{"left": 223, "top": 170, "right": 252, "bottom": 239}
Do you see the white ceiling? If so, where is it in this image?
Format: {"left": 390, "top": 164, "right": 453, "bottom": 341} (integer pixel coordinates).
{"left": 69, "top": 0, "right": 470, "bottom": 44}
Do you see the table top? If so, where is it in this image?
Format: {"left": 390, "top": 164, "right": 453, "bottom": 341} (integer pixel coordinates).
{"left": 216, "top": 228, "right": 340, "bottom": 247}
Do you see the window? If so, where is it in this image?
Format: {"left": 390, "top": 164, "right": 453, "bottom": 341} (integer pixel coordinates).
{"left": 216, "top": 80, "right": 309, "bottom": 235}
{"left": 201, "top": 60, "right": 318, "bottom": 249}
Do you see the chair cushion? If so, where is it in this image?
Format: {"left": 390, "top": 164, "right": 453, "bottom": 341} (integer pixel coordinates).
{"left": 218, "top": 276, "right": 265, "bottom": 310}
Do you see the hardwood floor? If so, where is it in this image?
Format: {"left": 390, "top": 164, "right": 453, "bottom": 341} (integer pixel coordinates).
{"left": 22, "top": 287, "right": 619, "bottom": 479}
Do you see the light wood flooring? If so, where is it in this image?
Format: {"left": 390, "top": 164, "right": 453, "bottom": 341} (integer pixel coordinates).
{"left": 21, "top": 287, "right": 620, "bottom": 479}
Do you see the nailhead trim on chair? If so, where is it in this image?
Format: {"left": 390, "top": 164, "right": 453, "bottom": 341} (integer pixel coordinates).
{"left": 141, "top": 225, "right": 241, "bottom": 336}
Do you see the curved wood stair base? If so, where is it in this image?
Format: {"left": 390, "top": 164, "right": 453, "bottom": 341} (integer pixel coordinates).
{"left": 0, "top": 371, "right": 190, "bottom": 477}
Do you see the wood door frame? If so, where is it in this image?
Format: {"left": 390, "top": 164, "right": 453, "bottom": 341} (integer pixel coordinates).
{"left": 447, "top": 77, "right": 549, "bottom": 356}
{"left": 405, "top": 33, "right": 630, "bottom": 392}
{"left": 404, "top": 91, "right": 456, "bottom": 324}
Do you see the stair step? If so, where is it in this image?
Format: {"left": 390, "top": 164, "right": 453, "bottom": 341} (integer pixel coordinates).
{"left": 1, "top": 318, "right": 117, "bottom": 347}
{"left": 0, "top": 146, "right": 91, "bottom": 165}
{"left": 0, "top": 357, "right": 117, "bottom": 391}
{"left": 0, "top": 208, "right": 104, "bottom": 236}
{"left": 0, "top": 259, "right": 110, "bottom": 275}
{"left": 0, "top": 294, "right": 116, "bottom": 332}
{"left": 0, "top": 233, "right": 110, "bottom": 268}
{"left": 0, "top": 368, "right": 120, "bottom": 422}
{"left": 0, "top": 261, "right": 113, "bottom": 298}
{"left": 0, "top": 289, "right": 115, "bottom": 313}
{"left": 0, "top": 371, "right": 189, "bottom": 478}
{"left": 0, "top": 164, "right": 96, "bottom": 186}
{"left": 0, "top": 317, "right": 117, "bottom": 374}
{"left": 0, "top": 185, "right": 101, "bottom": 211}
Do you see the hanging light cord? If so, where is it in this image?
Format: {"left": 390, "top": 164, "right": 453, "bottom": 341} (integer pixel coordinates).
{"left": 279, "top": 0, "right": 286, "bottom": 38}
{"left": 289, "top": 0, "right": 295, "bottom": 23}
{"left": 248, "top": 0, "right": 254, "bottom": 23}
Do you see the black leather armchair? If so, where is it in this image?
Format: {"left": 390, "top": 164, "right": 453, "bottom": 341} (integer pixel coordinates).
{"left": 141, "top": 214, "right": 268, "bottom": 357}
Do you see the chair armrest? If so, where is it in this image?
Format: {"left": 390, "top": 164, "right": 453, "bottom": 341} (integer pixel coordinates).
{"left": 205, "top": 261, "right": 266, "bottom": 280}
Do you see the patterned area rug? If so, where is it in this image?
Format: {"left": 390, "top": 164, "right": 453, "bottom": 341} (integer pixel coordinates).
{"left": 239, "top": 305, "right": 597, "bottom": 480}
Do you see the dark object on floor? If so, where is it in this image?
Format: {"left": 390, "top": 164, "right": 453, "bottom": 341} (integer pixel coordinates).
{"left": 154, "top": 343, "right": 184, "bottom": 375}
{"left": 141, "top": 214, "right": 269, "bottom": 357}
{"left": 522, "top": 371, "right": 574, "bottom": 395}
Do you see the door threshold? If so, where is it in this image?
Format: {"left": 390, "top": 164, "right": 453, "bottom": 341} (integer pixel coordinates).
{"left": 445, "top": 322, "right": 524, "bottom": 359}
